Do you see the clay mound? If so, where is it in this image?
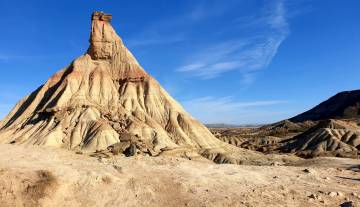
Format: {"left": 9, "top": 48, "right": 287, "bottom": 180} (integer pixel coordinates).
{"left": 290, "top": 90, "right": 360, "bottom": 122}
{"left": 263, "top": 120, "right": 301, "bottom": 131}
{"left": 0, "top": 12, "right": 230, "bottom": 157}
{"left": 209, "top": 126, "right": 286, "bottom": 154}
{"left": 282, "top": 119, "right": 360, "bottom": 158}
{"left": 259, "top": 120, "right": 314, "bottom": 137}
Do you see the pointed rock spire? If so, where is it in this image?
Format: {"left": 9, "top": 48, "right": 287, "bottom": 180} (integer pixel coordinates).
{"left": 88, "top": 11, "right": 118, "bottom": 60}
{"left": 0, "top": 11, "right": 274, "bottom": 165}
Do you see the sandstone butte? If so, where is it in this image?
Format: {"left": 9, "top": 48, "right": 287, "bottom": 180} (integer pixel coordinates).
{"left": 0, "top": 12, "right": 291, "bottom": 165}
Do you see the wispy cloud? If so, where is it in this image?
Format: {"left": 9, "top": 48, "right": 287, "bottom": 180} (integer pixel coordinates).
{"left": 176, "top": 40, "right": 252, "bottom": 78}
{"left": 177, "top": 0, "right": 290, "bottom": 83}
{"left": 0, "top": 53, "right": 57, "bottom": 61}
{"left": 126, "top": 32, "right": 186, "bottom": 47}
{"left": 0, "top": 55, "right": 10, "bottom": 60}
{"left": 183, "top": 96, "right": 286, "bottom": 111}
{"left": 0, "top": 54, "right": 26, "bottom": 61}
{"left": 182, "top": 96, "right": 289, "bottom": 124}
{"left": 125, "top": 1, "right": 241, "bottom": 48}
{"left": 0, "top": 53, "right": 50, "bottom": 61}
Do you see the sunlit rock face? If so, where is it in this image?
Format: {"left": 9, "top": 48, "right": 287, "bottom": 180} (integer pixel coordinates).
{"left": 88, "top": 12, "right": 116, "bottom": 60}
{"left": 0, "top": 11, "right": 230, "bottom": 156}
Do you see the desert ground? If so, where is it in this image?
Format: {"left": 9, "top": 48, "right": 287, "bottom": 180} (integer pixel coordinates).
{"left": 0, "top": 144, "right": 358, "bottom": 207}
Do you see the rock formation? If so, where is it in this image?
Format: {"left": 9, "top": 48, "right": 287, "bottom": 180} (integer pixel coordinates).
{"left": 0, "top": 11, "right": 229, "bottom": 156}
{"left": 281, "top": 90, "right": 360, "bottom": 158}
{"left": 290, "top": 90, "right": 360, "bottom": 122}
{"left": 282, "top": 119, "right": 360, "bottom": 158}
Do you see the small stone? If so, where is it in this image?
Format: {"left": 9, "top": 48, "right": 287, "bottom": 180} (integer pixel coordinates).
{"left": 303, "top": 168, "right": 316, "bottom": 174}
{"left": 113, "top": 165, "right": 123, "bottom": 173}
{"left": 328, "top": 192, "right": 337, "bottom": 197}
{"left": 336, "top": 168, "right": 344, "bottom": 172}
{"left": 351, "top": 192, "right": 357, "bottom": 197}
{"left": 112, "top": 123, "right": 122, "bottom": 131}
{"left": 124, "top": 144, "right": 137, "bottom": 157}
{"left": 340, "top": 201, "right": 354, "bottom": 207}
{"left": 309, "top": 194, "right": 318, "bottom": 199}
{"left": 337, "top": 192, "right": 345, "bottom": 197}
{"left": 271, "top": 162, "right": 280, "bottom": 166}
{"left": 273, "top": 176, "right": 279, "bottom": 179}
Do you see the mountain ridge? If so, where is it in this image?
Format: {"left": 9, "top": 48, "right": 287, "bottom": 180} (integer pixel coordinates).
{"left": 290, "top": 89, "right": 360, "bottom": 122}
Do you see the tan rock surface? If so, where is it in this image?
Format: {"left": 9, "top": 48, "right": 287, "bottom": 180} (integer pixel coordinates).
{"left": 0, "top": 12, "right": 220, "bottom": 152}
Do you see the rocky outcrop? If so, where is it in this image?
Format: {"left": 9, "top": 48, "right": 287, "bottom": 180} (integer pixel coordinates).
{"left": 282, "top": 119, "right": 360, "bottom": 158}
{"left": 0, "top": 12, "right": 227, "bottom": 155}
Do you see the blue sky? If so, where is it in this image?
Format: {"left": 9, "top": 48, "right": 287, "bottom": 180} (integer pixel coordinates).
{"left": 0, "top": 0, "right": 359, "bottom": 124}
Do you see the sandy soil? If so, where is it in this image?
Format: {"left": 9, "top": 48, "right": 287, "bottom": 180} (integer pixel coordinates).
{"left": 0, "top": 144, "right": 359, "bottom": 207}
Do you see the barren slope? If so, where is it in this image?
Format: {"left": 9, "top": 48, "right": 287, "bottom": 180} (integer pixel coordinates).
{"left": 282, "top": 119, "right": 360, "bottom": 158}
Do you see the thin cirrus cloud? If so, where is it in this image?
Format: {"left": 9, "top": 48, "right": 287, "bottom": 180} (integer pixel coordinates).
{"left": 0, "top": 54, "right": 21, "bottom": 61}
{"left": 0, "top": 55, "right": 10, "bottom": 60}
{"left": 0, "top": 53, "right": 41, "bottom": 61}
{"left": 0, "top": 53, "right": 57, "bottom": 61}
{"left": 177, "top": 0, "right": 290, "bottom": 82}
{"left": 176, "top": 40, "right": 251, "bottom": 78}
{"left": 125, "top": 1, "right": 241, "bottom": 48}
{"left": 126, "top": 32, "right": 186, "bottom": 47}
{"left": 181, "top": 96, "right": 289, "bottom": 124}
{"left": 0, "top": 54, "right": 33, "bottom": 62}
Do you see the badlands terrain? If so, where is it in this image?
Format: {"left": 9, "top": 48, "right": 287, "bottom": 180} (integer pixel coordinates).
{"left": 0, "top": 11, "right": 359, "bottom": 207}
{"left": 211, "top": 90, "right": 360, "bottom": 159}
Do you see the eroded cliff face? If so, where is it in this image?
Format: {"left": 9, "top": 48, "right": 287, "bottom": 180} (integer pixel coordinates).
{"left": 88, "top": 12, "right": 117, "bottom": 60}
{"left": 282, "top": 119, "right": 360, "bottom": 158}
{"left": 0, "top": 12, "right": 228, "bottom": 156}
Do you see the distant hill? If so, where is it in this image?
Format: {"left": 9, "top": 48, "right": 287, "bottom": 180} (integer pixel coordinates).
{"left": 210, "top": 90, "right": 360, "bottom": 159}
{"left": 281, "top": 119, "right": 360, "bottom": 158}
{"left": 205, "top": 123, "right": 263, "bottom": 128}
{"left": 290, "top": 90, "right": 360, "bottom": 122}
